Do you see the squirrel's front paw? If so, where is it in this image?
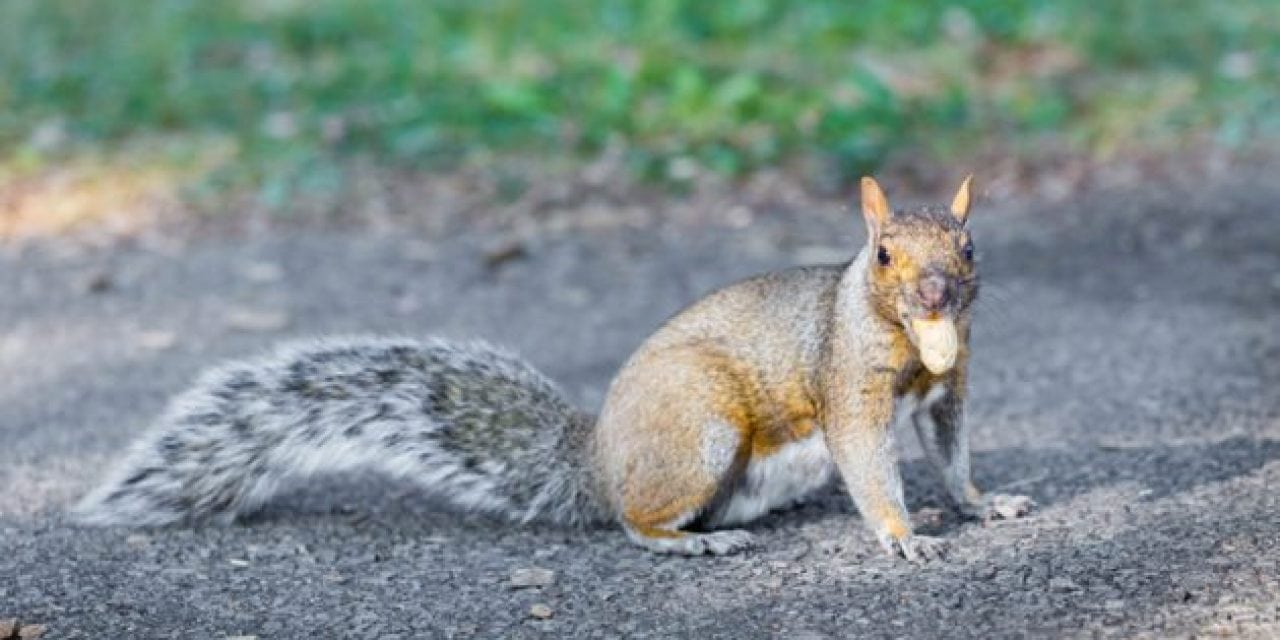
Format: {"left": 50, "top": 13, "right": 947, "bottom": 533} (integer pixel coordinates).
{"left": 967, "top": 493, "right": 1035, "bottom": 521}
{"left": 878, "top": 532, "right": 948, "bottom": 562}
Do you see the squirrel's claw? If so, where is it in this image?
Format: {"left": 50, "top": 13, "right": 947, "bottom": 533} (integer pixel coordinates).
{"left": 981, "top": 493, "right": 1036, "bottom": 522}
{"left": 701, "top": 529, "right": 758, "bottom": 556}
{"left": 880, "top": 533, "right": 948, "bottom": 562}
{"left": 958, "top": 492, "right": 1036, "bottom": 522}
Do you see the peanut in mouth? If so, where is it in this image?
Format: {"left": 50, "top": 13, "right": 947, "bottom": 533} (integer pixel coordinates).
{"left": 910, "top": 318, "right": 958, "bottom": 375}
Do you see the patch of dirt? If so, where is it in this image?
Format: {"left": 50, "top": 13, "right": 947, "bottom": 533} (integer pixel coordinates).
{"left": 2, "top": 141, "right": 1268, "bottom": 251}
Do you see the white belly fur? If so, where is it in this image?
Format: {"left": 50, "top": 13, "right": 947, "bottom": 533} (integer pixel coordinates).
{"left": 715, "top": 431, "right": 835, "bottom": 526}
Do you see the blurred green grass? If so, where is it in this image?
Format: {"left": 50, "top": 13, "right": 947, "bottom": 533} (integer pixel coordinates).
{"left": 2, "top": 0, "right": 1278, "bottom": 201}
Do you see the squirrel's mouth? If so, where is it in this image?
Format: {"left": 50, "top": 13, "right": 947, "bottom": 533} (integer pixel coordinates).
{"left": 906, "top": 316, "right": 958, "bottom": 375}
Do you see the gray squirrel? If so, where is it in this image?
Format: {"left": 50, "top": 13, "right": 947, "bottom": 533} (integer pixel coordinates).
{"left": 74, "top": 177, "right": 1034, "bottom": 558}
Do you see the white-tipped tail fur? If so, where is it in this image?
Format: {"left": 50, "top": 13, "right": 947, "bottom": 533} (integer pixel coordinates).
{"left": 73, "top": 337, "right": 608, "bottom": 528}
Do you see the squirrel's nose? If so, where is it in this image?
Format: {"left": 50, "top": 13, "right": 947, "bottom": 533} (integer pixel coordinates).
{"left": 918, "top": 274, "right": 949, "bottom": 311}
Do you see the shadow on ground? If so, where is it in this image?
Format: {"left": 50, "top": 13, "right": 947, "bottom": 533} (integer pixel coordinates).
{"left": 202, "top": 435, "right": 1280, "bottom": 540}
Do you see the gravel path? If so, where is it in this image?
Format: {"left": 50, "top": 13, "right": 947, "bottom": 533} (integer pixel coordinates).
{"left": 2, "top": 176, "right": 1278, "bottom": 638}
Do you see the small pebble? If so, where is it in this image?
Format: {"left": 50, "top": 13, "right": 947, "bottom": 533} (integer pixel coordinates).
{"left": 224, "top": 308, "right": 290, "bottom": 332}
{"left": 135, "top": 331, "right": 177, "bottom": 351}
{"left": 83, "top": 271, "right": 113, "bottom": 293}
{"left": 240, "top": 262, "right": 284, "bottom": 283}
{"left": 510, "top": 567, "right": 556, "bottom": 589}
{"left": 529, "top": 603, "right": 554, "bottom": 620}
{"left": 483, "top": 239, "right": 527, "bottom": 270}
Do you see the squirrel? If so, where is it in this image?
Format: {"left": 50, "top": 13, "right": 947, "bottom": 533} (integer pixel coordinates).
{"left": 73, "top": 176, "right": 1034, "bottom": 559}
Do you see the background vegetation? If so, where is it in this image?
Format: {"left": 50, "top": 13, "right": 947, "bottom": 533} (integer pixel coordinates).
{"left": 2, "top": 0, "right": 1278, "bottom": 210}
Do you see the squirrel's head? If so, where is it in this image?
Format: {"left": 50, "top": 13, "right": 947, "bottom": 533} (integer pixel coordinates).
{"left": 859, "top": 176, "right": 978, "bottom": 374}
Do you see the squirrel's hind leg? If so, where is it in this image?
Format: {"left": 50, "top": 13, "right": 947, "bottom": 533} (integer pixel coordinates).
{"left": 608, "top": 414, "right": 757, "bottom": 555}
{"left": 597, "top": 353, "right": 765, "bottom": 555}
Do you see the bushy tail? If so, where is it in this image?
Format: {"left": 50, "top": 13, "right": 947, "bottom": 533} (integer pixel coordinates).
{"left": 72, "top": 337, "right": 610, "bottom": 528}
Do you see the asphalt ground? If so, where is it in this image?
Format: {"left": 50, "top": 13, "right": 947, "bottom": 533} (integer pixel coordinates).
{"left": 1, "top": 174, "right": 1278, "bottom": 638}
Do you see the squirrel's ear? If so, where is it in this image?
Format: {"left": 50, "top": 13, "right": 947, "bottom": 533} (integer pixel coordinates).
{"left": 860, "top": 176, "right": 892, "bottom": 238}
{"left": 950, "top": 174, "right": 974, "bottom": 224}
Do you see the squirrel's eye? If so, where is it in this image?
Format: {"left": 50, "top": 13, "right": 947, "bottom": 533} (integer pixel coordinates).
{"left": 876, "top": 245, "right": 891, "bottom": 266}
{"left": 962, "top": 242, "right": 974, "bottom": 262}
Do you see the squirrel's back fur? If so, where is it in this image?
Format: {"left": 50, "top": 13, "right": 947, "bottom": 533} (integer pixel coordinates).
{"left": 73, "top": 337, "right": 607, "bottom": 528}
